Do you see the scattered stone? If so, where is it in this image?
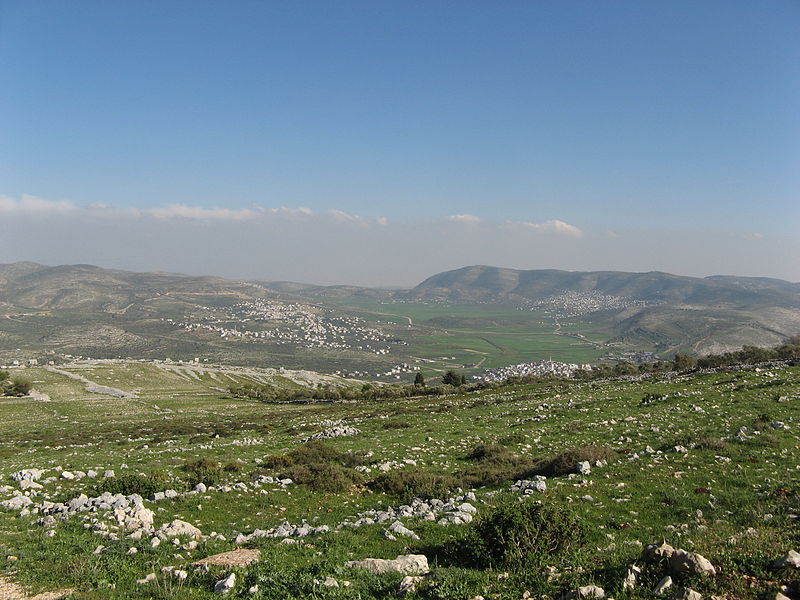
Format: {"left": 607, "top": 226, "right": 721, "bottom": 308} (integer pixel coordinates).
{"left": 136, "top": 573, "right": 156, "bottom": 585}
{"left": 576, "top": 461, "right": 592, "bottom": 475}
{"left": 301, "top": 425, "right": 361, "bottom": 443}
{"left": 622, "top": 565, "right": 641, "bottom": 590}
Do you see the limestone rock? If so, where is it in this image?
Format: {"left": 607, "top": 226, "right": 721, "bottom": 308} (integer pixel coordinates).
{"left": 346, "top": 554, "right": 429, "bottom": 575}
{"left": 193, "top": 549, "right": 261, "bottom": 568}
{"left": 670, "top": 550, "right": 716, "bottom": 576}
{"left": 642, "top": 540, "right": 676, "bottom": 562}
{"left": 214, "top": 573, "right": 236, "bottom": 594}
{"left": 158, "top": 519, "right": 202, "bottom": 539}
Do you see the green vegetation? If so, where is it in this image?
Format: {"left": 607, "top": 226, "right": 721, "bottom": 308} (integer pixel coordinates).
{"left": 0, "top": 356, "right": 799, "bottom": 599}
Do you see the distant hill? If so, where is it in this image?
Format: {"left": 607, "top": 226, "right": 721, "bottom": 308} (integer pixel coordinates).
{"left": 398, "top": 265, "right": 800, "bottom": 354}
{"left": 403, "top": 265, "right": 800, "bottom": 307}
{"left": 1, "top": 261, "right": 798, "bottom": 364}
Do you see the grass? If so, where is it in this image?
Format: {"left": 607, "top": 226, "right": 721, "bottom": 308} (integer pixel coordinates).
{"left": 0, "top": 360, "right": 798, "bottom": 598}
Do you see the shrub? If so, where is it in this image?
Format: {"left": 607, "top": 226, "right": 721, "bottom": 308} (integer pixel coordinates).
{"left": 183, "top": 458, "right": 222, "bottom": 486}
{"left": 1, "top": 378, "right": 31, "bottom": 397}
{"left": 453, "top": 500, "right": 587, "bottom": 570}
{"left": 370, "top": 470, "right": 458, "bottom": 501}
{"left": 459, "top": 444, "right": 539, "bottom": 488}
{"left": 263, "top": 442, "right": 366, "bottom": 493}
{"left": 92, "top": 472, "right": 169, "bottom": 498}
{"left": 532, "top": 445, "right": 617, "bottom": 477}
{"left": 282, "top": 463, "right": 364, "bottom": 493}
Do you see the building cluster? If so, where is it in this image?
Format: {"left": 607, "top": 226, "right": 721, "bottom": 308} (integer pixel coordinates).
{"left": 163, "top": 299, "right": 404, "bottom": 355}
{"left": 526, "top": 291, "right": 649, "bottom": 317}
{"left": 474, "top": 359, "right": 592, "bottom": 382}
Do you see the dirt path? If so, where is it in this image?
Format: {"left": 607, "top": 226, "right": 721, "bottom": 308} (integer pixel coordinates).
{"left": 0, "top": 577, "right": 72, "bottom": 600}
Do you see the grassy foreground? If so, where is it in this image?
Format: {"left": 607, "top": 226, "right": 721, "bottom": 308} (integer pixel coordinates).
{"left": 0, "top": 361, "right": 798, "bottom": 599}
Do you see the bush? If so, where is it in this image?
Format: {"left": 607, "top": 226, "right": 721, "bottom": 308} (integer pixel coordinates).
{"left": 1, "top": 378, "right": 31, "bottom": 397}
{"left": 92, "top": 472, "right": 169, "bottom": 498}
{"left": 282, "top": 463, "right": 364, "bottom": 493}
{"left": 458, "top": 444, "right": 540, "bottom": 488}
{"left": 532, "top": 445, "right": 617, "bottom": 477}
{"left": 370, "top": 470, "right": 458, "bottom": 501}
{"left": 263, "top": 442, "right": 367, "bottom": 493}
{"left": 183, "top": 458, "right": 222, "bottom": 486}
{"left": 452, "top": 500, "right": 587, "bottom": 570}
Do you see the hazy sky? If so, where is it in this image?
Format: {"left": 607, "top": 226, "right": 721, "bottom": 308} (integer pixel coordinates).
{"left": 1, "top": 1, "right": 798, "bottom": 285}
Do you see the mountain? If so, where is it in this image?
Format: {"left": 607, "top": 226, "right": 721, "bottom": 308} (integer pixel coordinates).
{"left": 404, "top": 265, "right": 800, "bottom": 307}
{"left": 400, "top": 265, "right": 800, "bottom": 354}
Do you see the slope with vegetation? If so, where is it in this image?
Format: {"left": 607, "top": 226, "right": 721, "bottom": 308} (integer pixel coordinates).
{"left": 0, "top": 348, "right": 798, "bottom": 599}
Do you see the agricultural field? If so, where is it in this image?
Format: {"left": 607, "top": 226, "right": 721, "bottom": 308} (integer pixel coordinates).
{"left": 0, "top": 360, "right": 798, "bottom": 599}
{"left": 328, "top": 298, "right": 610, "bottom": 372}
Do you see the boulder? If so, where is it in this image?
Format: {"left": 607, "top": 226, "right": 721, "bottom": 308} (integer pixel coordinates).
{"left": 193, "top": 549, "right": 261, "bottom": 568}
{"left": 158, "top": 519, "right": 202, "bottom": 539}
{"left": 670, "top": 550, "right": 716, "bottom": 576}
{"left": 346, "top": 554, "right": 429, "bottom": 575}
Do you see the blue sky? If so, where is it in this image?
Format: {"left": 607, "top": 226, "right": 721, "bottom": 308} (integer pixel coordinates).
{"left": 0, "top": 1, "right": 798, "bottom": 283}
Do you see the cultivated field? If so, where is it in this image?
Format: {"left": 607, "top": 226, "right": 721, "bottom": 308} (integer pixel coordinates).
{"left": 0, "top": 362, "right": 798, "bottom": 599}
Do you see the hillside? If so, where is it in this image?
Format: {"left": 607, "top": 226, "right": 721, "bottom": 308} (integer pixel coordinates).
{"left": 0, "top": 263, "right": 413, "bottom": 375}
{"left": 398, "top": 266, "right": 800, "bottom": 355}
{"left": 404, "top": 265, "right": 800, "bottom": 306}
{"left": 0, "top": 359, "right": 798, "bottom": 599}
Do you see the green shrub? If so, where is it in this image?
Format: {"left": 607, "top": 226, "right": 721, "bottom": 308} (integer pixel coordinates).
{"left": 532, "top": 445, "right": 617, "bottom": 477}
{"left": 453, "top": 500, "right": 587, "bottom": 570}
{"left": 458, "top": 444, "right": 539, "bottom": 488}
{"left": 282, "top": 463, "right": 364, "bottom": 493}
{"left": 92, "top": 472, "right": 169, "bottom": 498}
{"left": 183, "top": 458, "right": 222, "bottom": 486}
{"left": 370, "top": 470, "right": 458, "bottom": 501}
{"left": 1, "top": 378, "right": 31, "bottom": 397}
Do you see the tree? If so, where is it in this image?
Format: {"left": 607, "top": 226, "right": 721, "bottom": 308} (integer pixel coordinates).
{"left": 442, "top": 370, "right": 466, "bottom": 386}
{"left": 672, "top": 354, "right": 697, "bottom": 371}
{"left": 413, "top": 372, "right": 425, "bottom": 387}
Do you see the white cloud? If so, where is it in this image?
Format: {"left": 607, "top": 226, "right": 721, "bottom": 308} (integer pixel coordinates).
{"left": 326, "top": 209, "right": 386, "bottom": 226}
{"left": 512, "top": 219, "right": 584, "bottom": 237}
{"left": 446, "top": 214, "right": 481, "bottom": 225}
{"left": 147, "top": 204, "right": 261, "bottom": 221}
{"left": 0, "top": 194, "right": 76, "bottom": 214}
{"left": 743, "top": 232, "right": 764, "bottom": 240}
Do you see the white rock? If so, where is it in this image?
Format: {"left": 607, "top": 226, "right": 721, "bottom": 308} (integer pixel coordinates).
{"left": 214, "top": 573, "right": 236, "bottom": 594}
